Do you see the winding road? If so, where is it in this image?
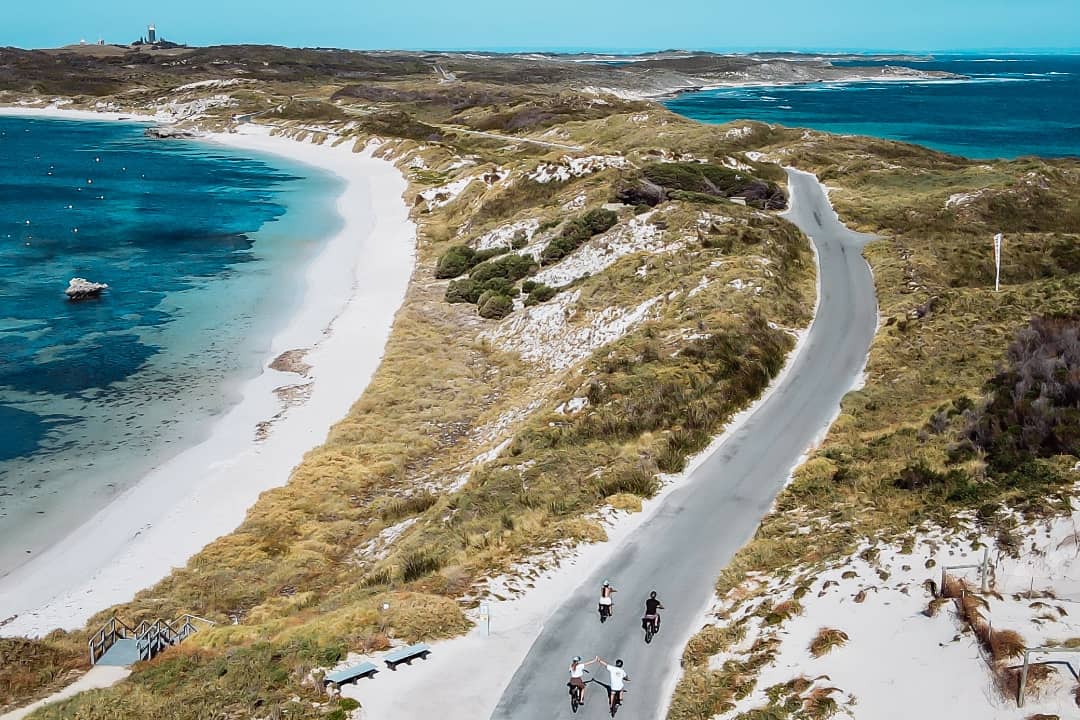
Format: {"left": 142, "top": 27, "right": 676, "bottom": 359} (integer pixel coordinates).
{"left": 491, "top": 169, "right": 879, "bottom": 719}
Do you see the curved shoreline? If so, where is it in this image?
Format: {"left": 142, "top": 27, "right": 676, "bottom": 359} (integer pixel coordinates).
{"left": 0, "top": 117, "right": 416, "bottom": 636}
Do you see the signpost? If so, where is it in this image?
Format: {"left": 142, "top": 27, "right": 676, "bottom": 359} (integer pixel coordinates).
{"left": 479, "top": 602, "right": 491, "bottom": 636}
{"left": 994, "top": 233, "right": 1003, "bottom": 292}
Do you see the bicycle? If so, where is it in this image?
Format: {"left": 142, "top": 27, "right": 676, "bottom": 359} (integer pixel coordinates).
{"left": 609, "top": 688, "right": 626, "bottom": 717}
{"left": 642, "top": 613, "right": 660, "bottom": 643}
{"left": 568, "top": 669, "right": 590, "bottom": 713}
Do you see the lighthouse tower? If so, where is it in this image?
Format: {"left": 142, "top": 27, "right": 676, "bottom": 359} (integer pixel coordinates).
{"left": 147, "top": 24, "right": 157, "bottom": 44}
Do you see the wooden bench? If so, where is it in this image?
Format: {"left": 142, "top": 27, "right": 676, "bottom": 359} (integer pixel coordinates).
{"left": 323, "top": 661, "right": 378, "bottom": 689}
{"left": 383, "top": 643, "right": 431, "bottom": 670}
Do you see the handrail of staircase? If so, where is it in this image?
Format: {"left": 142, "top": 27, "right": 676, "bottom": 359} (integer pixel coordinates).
{"left": 88, "top": 615, "right": 136, "bottom": 665}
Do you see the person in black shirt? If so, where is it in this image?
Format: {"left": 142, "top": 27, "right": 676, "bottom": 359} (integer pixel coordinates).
{"left": 643, "top": 590, "right": 664, "bottom": 631}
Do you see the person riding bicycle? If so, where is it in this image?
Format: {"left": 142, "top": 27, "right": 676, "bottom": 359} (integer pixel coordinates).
{"left": 599, "top": 579, "right": 617, "bottom": 616}
{"left": 597, "top": 657, "right": 629, "bottom": 712}
{"left": 643, "top": 590, "right": 665, "bottom": 631}
{"left": 568, "top": 655, "right": 596, "bottom": 705}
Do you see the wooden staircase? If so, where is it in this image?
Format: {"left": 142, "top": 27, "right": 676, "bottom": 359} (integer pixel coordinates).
{"left": 89, "top": 614, "right": 215, "bottom": 666}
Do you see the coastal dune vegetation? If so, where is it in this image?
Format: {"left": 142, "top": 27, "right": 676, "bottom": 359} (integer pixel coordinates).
{"left": 0, "top": 44, "right": 1076, "bottom": 719}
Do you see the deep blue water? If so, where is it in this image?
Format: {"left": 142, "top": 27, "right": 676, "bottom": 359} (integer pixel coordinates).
{"left": 665, "top": 55, "right": 1080, "bottom": 159}
{"left": 0, "top": 116, "right": 341, "bottom": 570}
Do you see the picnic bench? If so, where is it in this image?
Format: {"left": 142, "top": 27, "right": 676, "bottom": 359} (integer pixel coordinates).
{"left": 383, "top": 642, "right": 431, "bottom": 670}
{"left": 323, "top": 661, "right": 378, "bottom": 689}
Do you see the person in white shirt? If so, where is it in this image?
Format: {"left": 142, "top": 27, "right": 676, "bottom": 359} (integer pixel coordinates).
{"left": 596, "top": 656, "right": 629, "bottom": 712}
{"left": 598, "top": 579, "right": 617, "bottom": 618}
{"left": 568, "top": 655, "right": 597, "bottom": 704}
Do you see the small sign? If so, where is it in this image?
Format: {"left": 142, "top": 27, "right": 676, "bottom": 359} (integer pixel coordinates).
{"left": 994, "top": 233, "right": 1003, "bottom": 292}
{"left": 479, "top": 602, "right": 491, "bottom": 636}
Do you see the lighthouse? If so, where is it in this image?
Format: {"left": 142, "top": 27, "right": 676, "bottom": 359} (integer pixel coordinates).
{"left": 147, "top": 24, "right": 157, "bottom": 44}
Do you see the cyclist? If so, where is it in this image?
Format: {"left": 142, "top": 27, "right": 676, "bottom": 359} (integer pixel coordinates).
{"left": 599, "top": 579, "right": 617, "bottom": 616}
{"left": 568, "top": 655, "right": 596, "bottom": 705}
{"left": 643, "top": 590, "right": 665, "bottom": 632}
{"left": 596, "top": 657, "right": 629, "bottom": 712}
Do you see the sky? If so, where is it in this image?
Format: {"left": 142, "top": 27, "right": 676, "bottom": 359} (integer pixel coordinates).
{"left": 3, "top": 0, "right": 1079, "bottom": 52}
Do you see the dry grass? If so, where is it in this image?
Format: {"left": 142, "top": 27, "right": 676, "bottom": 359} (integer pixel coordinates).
{"left": 808, "top": 628, "right": 849, "bottom": 658}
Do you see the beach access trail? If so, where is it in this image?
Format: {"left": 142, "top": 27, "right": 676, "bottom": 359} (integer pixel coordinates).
{"left": 350, "top": 169, "right": 879, "bottom": 720}
{"left": 0, "top": 119, "right": 416, "bottom": 636}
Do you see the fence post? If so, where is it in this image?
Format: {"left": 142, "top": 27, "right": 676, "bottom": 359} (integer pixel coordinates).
{"left": 981, "top": 547, "right": 989, "bottom": 594}
{"left": 940, "top": 567, "right": 946, "bottom": 597}
{"left": 1018, "top": 650, "right": 1030, "bottom": 707}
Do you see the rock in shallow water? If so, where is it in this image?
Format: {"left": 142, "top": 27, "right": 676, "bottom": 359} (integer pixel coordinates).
{"left": 65, "top": 277, "right": 108, "bottom": 301}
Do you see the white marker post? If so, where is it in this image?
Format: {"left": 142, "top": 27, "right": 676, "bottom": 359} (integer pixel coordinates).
{"left": 479, "top": 602, "right": 491, "bottom": 636}
{"left": 994, "top": 233, "right": 1003, "bottom": 292}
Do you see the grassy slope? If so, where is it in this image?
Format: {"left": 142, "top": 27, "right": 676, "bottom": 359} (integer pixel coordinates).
{"left": 3, "top": 68, "right": 817, "bottom": 718}
{"left": 667, "top": 130, "right": 1080, "bottom": 719}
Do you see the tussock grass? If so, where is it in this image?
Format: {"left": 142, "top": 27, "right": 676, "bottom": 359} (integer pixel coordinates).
{"left": 808, "top": 628, "right": 849, "bottom": 658}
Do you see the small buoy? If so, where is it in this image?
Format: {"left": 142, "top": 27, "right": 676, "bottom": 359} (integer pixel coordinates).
{"left": 73, "top": 228, "right": 78, "bottom": 233}
{"left": 87, "top": 179, "right": 93, "bottom": 184}
{"left": 95, "top": 157, "right": 101, "bottom": 162}
{"left": 25, "top": 219, "right": 30, "bottom": 225}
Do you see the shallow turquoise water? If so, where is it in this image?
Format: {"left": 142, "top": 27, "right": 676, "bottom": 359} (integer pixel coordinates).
{"left": 665, "top": 55, "right": 1080, "bottom": 159}
{"left": 0, "top": 116, "right": 342, "bottom": 572}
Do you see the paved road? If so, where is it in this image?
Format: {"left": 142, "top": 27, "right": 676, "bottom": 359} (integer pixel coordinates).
{"left": 491, "top": 169, "right": 879, "bottom": 720}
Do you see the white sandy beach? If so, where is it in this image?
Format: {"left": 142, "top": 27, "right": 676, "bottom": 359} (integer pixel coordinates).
{"left": 0, "top": 112, "right": 416, "bottom": 637}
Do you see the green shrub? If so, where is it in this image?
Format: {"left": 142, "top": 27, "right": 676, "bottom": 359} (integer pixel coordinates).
{"left": 470, "top": 254, "right": 537, "bottom": 283}
{"left": 445, "top": 278, "right": 482, "bottom": 304}
{"left": 523, "top": 284, "right": 557, "bottom": 305}
{"left": 339, "top": 698, "right": 361, "bottom": 711}
{"left": 435, "top": 245, "right": 476, "bottom": 279}
{"left": 435, "top": 245, "right": 508, "bottom": 279}
{"left": 521, "top": 279, "right": 539, "bottom": 294}
{"left": 540, "top": 208, "right": 618, "bottom": 264}
{"left": 478, "top": 294, "right": 514, "bottom": 320}
{"left": 482, "top": 276, "right": 520, "bottom": 298}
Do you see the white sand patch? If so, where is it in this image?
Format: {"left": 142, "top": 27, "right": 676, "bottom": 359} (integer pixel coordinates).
{"left": 722, "top": 155, "right": 756, "bottom": 172}
{"left": 688, "top": 277, "right": 711, "bottom": 297}
{"left": 724, "top": 126, "right": 754, "bottom": 140}
{"left": 555, "top": 396, "right": 589, "bottom": 415}
{"left": 473, "top": 218, "right": 540, "bottom": 251}
{"left": 356, "top": 518, "right": 420, "bottom": 562}
{"left": 483, "top": 290, "right": 662, "bottom": 371}
{"left": 527, "top": 155, "right": 627, "bottom": 183}
{"left": 712, "top": 506, "right": 1080, "bottom": 720}
{"left": 0, "top": 119, "right": 416, "bottom": 636}
{"left": 532, "top": 212, "right": 683, "bottom": 287}
{"left": 173, "top": 78, "right": 254, "bottom": 92}
{"left": 561, "top": 192, "right": 588, "bottom": 211}
{"left": 946, "top": 189, "right": 991, "bottom": 209}
{"left": 419, "top": 176, "right": 475, "bottom": 210}
{"left": 153, "top": 94, "right": 237, "bottom": 121}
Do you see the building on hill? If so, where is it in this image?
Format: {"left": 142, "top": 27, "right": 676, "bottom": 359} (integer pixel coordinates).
{"left": 148, "top": 24, "right": 157, "bottom": 44}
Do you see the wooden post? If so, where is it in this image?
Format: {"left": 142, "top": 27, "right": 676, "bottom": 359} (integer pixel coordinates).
{"left": 981, "top": 547, "right": 989, "bottom": 594}
{"left": 1018, "top": 650, "right": 1030, "bottom": 707}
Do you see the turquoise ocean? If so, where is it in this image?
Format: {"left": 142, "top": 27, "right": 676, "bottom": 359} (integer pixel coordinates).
{"left": 665, "top": 55, "right": 1080, "bottom": 159}
{"left": 0, "top": 115, "right": 341, "bottom": 575}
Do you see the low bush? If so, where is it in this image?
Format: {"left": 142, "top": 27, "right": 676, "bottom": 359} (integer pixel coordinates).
{"left": 523, "top": 283, "right": 556, "bottom": 305}
{"left": 541, "top": 208, "right": 618, "bottom": 264}
{"left": 478, "top": 294, "right": 514, "bottom": 320}
{"left": 470, "top": 254, "right": 537, "bottom": 283}
{"left": 445, "top": 278, "right": 482, "bottom": 304}
{"left": 435, "top": 246, "right": 508, "bottom": 279}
